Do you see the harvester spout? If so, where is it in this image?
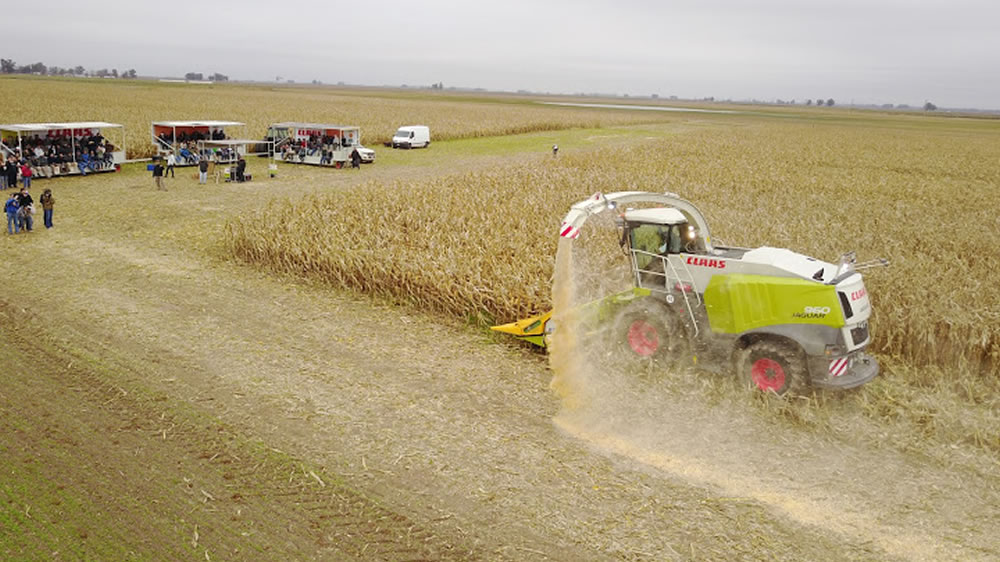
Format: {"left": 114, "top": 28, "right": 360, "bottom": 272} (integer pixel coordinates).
{"left": 558, "top": 191, "right": 714, "bottom": 251}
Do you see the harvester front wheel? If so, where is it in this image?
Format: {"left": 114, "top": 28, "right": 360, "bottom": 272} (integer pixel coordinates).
{"left": 612, "top": 301, "right": 688, "bottom": 367}
{"left": 741, "top": 340, "right": 809, "bottom": 396}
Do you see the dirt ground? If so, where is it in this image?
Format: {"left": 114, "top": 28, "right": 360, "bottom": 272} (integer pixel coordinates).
{"left": 2, "top": 143, "right": 998, "bottom": 560}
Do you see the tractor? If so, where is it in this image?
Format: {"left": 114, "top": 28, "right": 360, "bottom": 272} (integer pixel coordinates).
{"left": 493, "top": 191, "right": 886, "bottom": 395}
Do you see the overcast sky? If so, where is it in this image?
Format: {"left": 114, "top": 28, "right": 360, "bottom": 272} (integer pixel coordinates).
{"left": 6, "top": 0, "right": 999, "bottom": 109}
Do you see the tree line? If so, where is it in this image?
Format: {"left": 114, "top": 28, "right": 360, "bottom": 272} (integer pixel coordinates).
{"left": 1, "top": 58, "right": 137, "bottom": 79}
{"left": 184, "top": 72, "right": 229, "bottom": 82}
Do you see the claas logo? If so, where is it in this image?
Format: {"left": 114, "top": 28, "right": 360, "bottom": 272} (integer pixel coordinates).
{"left": 686, "top": 256, "right": 726, "bottom": 269}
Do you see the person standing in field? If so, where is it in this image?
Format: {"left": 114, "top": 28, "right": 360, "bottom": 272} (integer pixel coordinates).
{"left": 16, "top": 186, "right": 33, "bottom": 232}
{"left": 198, "top": 158, "right": 209, "bottom": 184}
{"left": 5, "top": 192, "right": 19, "bottom": 234}
{"left": 5, "top": 158, "right": 18, "bottom": 190}
{"left": 20, "top": 162, "right": 33, "bottom": 188}
{"left": 351, "top": 147, "right": 361, "bottom": 169}
{"left": 552, "top": 144, "right": 559, "bottom": 157}
{"left": 153, "top": 159, "right": 166, "bottom": 191}
{"left": 40, "top": 188, "right": 55, "bottom": 229}
{"left": 166, "top": 152, "right": 177, "bottom": 178}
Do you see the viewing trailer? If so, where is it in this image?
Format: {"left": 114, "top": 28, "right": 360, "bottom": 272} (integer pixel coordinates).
{"left": 0, "top": 121, "right": 126, "bottom": 178}
{"left": 267, "top": 123, "right": 374, "bottom": 167}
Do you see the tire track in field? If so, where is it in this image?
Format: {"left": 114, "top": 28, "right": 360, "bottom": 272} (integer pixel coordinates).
{"left": 552, "top": 391, "right": 998, "bottom": 562}
{"left": 0, "top": 300, "right": 487, "bottom": 561}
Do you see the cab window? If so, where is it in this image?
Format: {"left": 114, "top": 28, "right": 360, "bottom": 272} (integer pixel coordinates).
{"left": 629, "top": 224, "right": 667, "bottom": 269}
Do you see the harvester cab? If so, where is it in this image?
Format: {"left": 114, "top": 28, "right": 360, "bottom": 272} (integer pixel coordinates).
{"left": 493, "top": 191, "right": 888, "bottom": 396}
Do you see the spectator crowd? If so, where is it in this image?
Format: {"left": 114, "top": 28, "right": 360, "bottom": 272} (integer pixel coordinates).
{"left": 5, "top": 185, "right": 54, "bottom": 234}
{"left": 156, "top": 129, "right": 230, "bottom": 163}
{"left": 2, "top": 131, "right": 117, "bottom": 184}
{"left": 279, "top": 134, "right": 353, "bottom": 166}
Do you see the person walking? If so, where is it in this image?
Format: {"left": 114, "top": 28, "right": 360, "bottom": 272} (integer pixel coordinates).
{"left": 5, "top": 192, "right": 19, "bottom": 234}
{"left": 40, "top": 188, "right": 55, "bottom": 229}
{"left": 198, "top": 158, "right": 209, "bottom": 184}
{"left": 153, "top": 159, "right": 166, "bottom": 191}
{"left": 166, "top": 152, "right": 177, "bottom": 178}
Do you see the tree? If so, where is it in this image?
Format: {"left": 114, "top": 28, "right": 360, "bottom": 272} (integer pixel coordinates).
{"left": 124, "top": 69, "right": 137, "bottom": 79}
{"left": 825, "top": 98, "right": 835, "bottom": 107}
{"left": 209, "top": 72, "right": 228, "bottom": 82}
{"left": 806, "top": 99, "right": 812, "bottom": 106}
{"left": 95, "top": 68, "right": 109, "bottom": 78}
{"left": 185, "top": 72, "right": 203, "bottom": 81}
{"left": 74, "top": 66, "right": 85, "bottom": 75}
{"left": 111, "top": 68, "right": 118, "bottom": 78}
{"left": 0, "top": 58, "right": 14, "bottom": 73}
{"left": 923, "top": 101, "right": 937, "bottom": 111}
{"left": 816, "top": 98, "right": 824, "bottom": 106}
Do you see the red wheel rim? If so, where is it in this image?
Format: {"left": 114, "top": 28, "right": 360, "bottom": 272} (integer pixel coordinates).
{"left": 751, "top": 358, "right": 786, "bottom": 391}
{"left": 627, "top": 320, "right": 659, "bottom": 357}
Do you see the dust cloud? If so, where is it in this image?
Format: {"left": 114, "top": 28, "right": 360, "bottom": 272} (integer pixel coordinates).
{"left": 545, "top": 221, "right": 959, "bottom": 561}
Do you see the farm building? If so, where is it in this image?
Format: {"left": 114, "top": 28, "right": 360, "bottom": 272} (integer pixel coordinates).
{"left": 0, "top": 121, "right": 126, "bottom": 178}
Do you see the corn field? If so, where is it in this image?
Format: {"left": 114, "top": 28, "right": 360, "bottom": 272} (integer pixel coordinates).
{"left": 0, "top": 76, "right": 687, "bottom": 158}
{"left": 225, "top": 118, "right": 1000, "bottom": 378}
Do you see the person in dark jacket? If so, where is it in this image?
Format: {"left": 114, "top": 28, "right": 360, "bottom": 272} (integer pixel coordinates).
{"left": 235, "top": 157, "right": 246, "bottom": 182}
{"left": 16, "top": 186, "right": 33, "bottom": 231}
{"left": 351, "top": 148, "right": 361, "bottom": 169}
{"left": 5, "top": 159, "right": 18, "bottom": 190}
{"left": 153, "top": 160, "right": 166, "bottom": 191}
{"left": 198, "top": 158, "right": 209, "bottom": 184}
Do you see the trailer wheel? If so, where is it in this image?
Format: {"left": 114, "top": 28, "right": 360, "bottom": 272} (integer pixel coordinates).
{"left": 741, "top": 340, "right": 809, "bottom": 396}
{"left": 611, "top": 301, "right": 688, "bottom": 367}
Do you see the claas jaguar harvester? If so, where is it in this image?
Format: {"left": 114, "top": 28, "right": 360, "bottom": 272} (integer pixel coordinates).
{"left": 494, "top": 191, "right": 886, "bottom": 395}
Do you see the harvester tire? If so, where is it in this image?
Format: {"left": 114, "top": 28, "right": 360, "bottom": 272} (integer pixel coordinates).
{"left": 611, "top": 300, "right": 688, "bottom": 368}
{"left": 741, "top": 340, "right": 809, "bottom": 396}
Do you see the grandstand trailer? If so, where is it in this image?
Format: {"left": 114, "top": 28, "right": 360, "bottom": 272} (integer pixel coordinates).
{"left": 266, "top": 123, "right": 374, "bottom": 167}
{"left": 151, "top": 120, "right": 245, "bottom": 165}
{"left": 0, "top": 121, "right": 126, "bottom": 177}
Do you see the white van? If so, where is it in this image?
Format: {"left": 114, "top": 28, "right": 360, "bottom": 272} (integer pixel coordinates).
{"left": 391, "top": 125, "right": 430, "bottom": 149}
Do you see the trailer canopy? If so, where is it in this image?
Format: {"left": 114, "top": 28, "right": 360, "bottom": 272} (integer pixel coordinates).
{"left": 267, "top": 123, "right": 360, "bottom": 144}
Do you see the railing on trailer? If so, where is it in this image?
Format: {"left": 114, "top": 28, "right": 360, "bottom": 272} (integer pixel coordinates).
{"left": 629, "top": 249, "right": 702, "bottom": 337}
